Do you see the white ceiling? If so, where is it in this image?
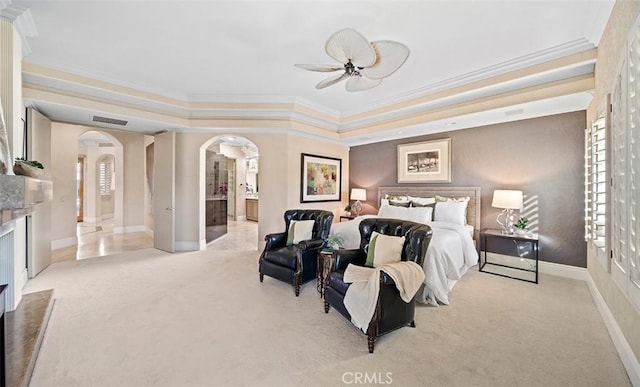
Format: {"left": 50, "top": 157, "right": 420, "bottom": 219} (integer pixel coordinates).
{"left": 14, "top": 0, "right": 615, "bottom": 144}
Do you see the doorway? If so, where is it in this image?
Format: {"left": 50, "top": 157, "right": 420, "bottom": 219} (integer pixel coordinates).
{"left": 200, "top": 135, "right": 259, "bottom": 248}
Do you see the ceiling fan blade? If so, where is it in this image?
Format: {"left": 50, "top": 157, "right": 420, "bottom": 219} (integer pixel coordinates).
{"left": 345, "top": 76, "right": 382, "bottom": 92}
{"left": 325, "top": 28, "right": 376, "bottom": 68}
{"left": 362, "top": 41, "right": 411, "bottom": 80}
{"left": 316, "top": 72, "right": 349, "bottom": 89}
{"left": 294, "top": 64, "right": 343, "bottom": 72}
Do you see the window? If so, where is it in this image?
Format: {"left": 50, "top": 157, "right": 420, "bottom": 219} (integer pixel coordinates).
{"left": 609, "top": 15, "right": 640, "bottom": 309}
{"left": 585, "top": 115, "right": 607, "bottom": 252}
{"left": 99, "top": 159, "right": 112, "bottom": 196}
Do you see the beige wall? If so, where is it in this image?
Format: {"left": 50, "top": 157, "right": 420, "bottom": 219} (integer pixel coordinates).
{"left": 174, "top": 132, "right": 348, "bottom": 250}
{"left": 587, "top": 0, "right": 640, "bottom": 366}
{"left": 50, "top": 123, "right": 147, "bottom": 246}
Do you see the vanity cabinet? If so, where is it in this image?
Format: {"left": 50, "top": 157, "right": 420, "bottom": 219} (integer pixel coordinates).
{"left": 246, "top": 198, "right": 258, "bottom": 222}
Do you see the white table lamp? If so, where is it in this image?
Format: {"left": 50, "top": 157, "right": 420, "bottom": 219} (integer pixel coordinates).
{"left": 492, "top": 190, "right": 523, "bottom": 234}
{"left": 350, "top": 188, "right": 367, "bottom": 217}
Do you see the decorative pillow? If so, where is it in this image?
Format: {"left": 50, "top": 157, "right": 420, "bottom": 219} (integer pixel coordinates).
{"left": 286, "top": 220, "right": 315, "bottom": 245}
{"left": 408, "top": 195, "right": 436, "bottom": 205}
{"left": 381, "top": 194, "right": 410, "bottom": 207}
{"left": 406, "top": 206, "right": 434, "bottom": 224}
{"left": 434, "top": 201, "right": 467, "bottom": 225}
{"left": 365, "top": 231, "right": 405, "bottom": 267}
{"left": 435, "top": 195, "right": 470, "bottom": 203}
{"left": 389, "top": 200, "right": 411, "bottom": 207}
{"left": 378, "top": 203, "right": 409, "bottom": 219}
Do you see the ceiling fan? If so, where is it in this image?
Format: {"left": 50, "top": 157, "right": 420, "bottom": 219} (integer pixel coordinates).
{"left": 295, "top": 28, "right": 410, "bottom": 92}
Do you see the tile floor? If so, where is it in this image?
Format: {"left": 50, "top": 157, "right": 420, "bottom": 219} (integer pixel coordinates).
{"left": 52, "top": 218, "right": 259, "bottom": 262}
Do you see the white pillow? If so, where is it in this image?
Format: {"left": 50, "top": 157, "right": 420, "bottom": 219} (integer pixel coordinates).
{"left": 435, "top": 195, "right": 469, "bottom": 224}
{"left": 408, "top": 195, "right": 436, "bottom": 205}
{"left": 406, "top": 206, "right": 433, "bottom": 224}
{"left": 365, "top": 231, "right": 405, "bottom": 267}
{"left": 378, "top": 203, "right": 409, "bottom": 219}
{"left": 286, "top": 220, "right": 315, "bottom": 245}
{"left": 434, "top": 201, "right": 467, "bottom": 225}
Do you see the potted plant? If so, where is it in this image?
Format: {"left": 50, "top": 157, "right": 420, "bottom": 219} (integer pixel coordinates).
{"left": 514, "top": 216, "right": 529, "bottom": 235}
{"left": 327, "top": 233, "right": 344, "bottom": 250}
{"left": 344, "top": 204, "right": 351, "bottom": 217}
{"left": 13, "top": 157, "right": 44, "bottom": 178}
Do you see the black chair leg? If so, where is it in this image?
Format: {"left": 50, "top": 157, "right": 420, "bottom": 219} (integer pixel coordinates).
{"left": 368, "top": 335, "right": 375, "bottom": 353}
{"left": 259, "top": 273, "right": 264, "bottom": 282}
{"left": 410, "top": 320, "right": 416, "bottom": 328}
{"left": 294, "top": 284, "right": 300, "bottom": 297}
{"left": 324, "top": 300, "right": 330, "bottom": 313}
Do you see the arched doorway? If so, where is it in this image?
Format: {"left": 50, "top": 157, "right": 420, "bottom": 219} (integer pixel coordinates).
{"left": 199, "top": 135, "right": 259, "bottom": 249}
{"left": 77, "top": 130, "right": 124, "bottom": 237}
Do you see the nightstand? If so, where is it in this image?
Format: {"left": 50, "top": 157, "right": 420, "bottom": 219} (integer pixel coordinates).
{"left": 479, "top": 229, "right": 539, "bottom": 284}
{"left": 339, "top": 215, "right": 356, "bottom": 222}
{"left": 316, "top": 249, "right": 336, "bottom": 297}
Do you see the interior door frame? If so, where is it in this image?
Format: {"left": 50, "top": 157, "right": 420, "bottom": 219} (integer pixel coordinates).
{"left": 77, "top": 156, "right": 85, "bottom": 222}
{"left": 153, "top": 131, "right": 176, "bottom": 252}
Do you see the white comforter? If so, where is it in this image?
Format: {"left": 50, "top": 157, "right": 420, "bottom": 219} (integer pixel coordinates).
{"left": 329, "top": 216, "right": 478, "bottom": 306}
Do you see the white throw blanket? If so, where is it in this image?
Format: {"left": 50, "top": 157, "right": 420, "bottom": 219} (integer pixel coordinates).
{"left": 342, "top": 261, "right": 426, "bottom": 332}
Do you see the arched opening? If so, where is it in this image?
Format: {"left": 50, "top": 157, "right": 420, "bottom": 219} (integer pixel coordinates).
{"left": 199, "top": 135, "right": 259, "bottom": 249}
{"left": 76, "top": 130, "right": 124, "bottom": 242}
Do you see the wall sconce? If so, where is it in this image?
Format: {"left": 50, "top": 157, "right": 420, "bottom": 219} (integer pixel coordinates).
{"left": 350, "top": 188, "right": 367, "bottom": 217}
{"left": 492, "top": 189, "right": 523, "bottom": 234}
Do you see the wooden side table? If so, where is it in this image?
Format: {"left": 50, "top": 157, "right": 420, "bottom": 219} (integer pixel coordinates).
{"left": 317, "top": 250, "right": 336, "bottom": 298}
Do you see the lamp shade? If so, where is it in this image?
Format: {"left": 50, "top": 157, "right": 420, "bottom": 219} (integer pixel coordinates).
{"left": 350, "top": 188, "right": 367, "bottom": 201}
{"left": 491, "top": 190, "right": 523, "bottom": 210}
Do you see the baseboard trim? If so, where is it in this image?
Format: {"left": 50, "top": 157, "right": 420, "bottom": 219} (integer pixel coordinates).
{"left": 113, "top": 225, "right": 146, "bottom": 234}
{"left": 51, "top": 236, "right": 77, "bottom": 250}
{"left": 539, "top": 260, "right": 588, "bottom": 281}
{"left": 175, "top": 241, "right": 199, "bottom": 251}
{"left": 586, "top": 274, "right": 640, "bottom": 386}
{"left": 485, "top": 253, "right": 588, "bottom": 281}
{"left": 144, "top": 227, "right": 154, "bottom": 238}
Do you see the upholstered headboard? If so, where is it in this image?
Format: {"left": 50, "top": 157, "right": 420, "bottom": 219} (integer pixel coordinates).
{"left": 377, "top": 186, "right": 482, "bottom": 240}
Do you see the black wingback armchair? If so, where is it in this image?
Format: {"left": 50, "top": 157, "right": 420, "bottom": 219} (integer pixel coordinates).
{"left": 323, "top": 218, "right": 432, "bottom": 353}
{"left": 259, "top": 209, "right": 334, "bottom": 296}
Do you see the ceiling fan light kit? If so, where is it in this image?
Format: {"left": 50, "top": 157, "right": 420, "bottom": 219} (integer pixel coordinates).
{"left": 295, "top": 28, "right": 410, "bottom": 92}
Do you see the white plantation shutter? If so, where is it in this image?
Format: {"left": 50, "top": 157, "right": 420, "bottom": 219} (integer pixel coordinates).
{"left": 628, "top": 24, "right": 640, "bottom": 304}
{"left": 609, "top": 13, "right": 640, "bottom": 310}
{"left": 99, "top": 160, "right": 112, "bottom": 196}
{"left": 585, "top": 117, "right": 607, "bottom": 248}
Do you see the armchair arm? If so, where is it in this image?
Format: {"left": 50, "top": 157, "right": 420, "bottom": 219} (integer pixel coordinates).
{"left": 264, "top": 232, "right": 287, "bottom": 251}
{"left": 297, "top": 238, "right": 325, "bottom": 251}
{"left": 333, "top": 249, "right": 367, "bottom": 271}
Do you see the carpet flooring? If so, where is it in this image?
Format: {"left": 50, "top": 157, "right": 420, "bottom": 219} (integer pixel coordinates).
{"left": 23, "top": 247, "right": 630, "bottom": 387}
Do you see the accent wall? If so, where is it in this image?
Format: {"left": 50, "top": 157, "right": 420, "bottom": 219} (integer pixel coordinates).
{"left": 349, "top": 111, "right": 586, "bottom": 267}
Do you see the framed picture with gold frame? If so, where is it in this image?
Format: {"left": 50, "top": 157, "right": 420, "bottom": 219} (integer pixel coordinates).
{"left": 397, "top": 138, "right": 451, "bottom": 183}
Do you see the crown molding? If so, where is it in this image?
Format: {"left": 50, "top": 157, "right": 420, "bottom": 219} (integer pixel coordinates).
{"left": 340, "top": 39, "right": 596, "bottom": 118}
{"left": 0, "top": 1, "right": 37, "bottom": 56}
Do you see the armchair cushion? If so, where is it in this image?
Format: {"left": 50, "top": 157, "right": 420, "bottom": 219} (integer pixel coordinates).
{"left": 365, "top": 232, "right": 405, "bottom": 267}
{"left": 286, "top": 220, "right": 315, "bottom": 245}
{"left": 262, "top": 246, "right": 298, "bottom": 269}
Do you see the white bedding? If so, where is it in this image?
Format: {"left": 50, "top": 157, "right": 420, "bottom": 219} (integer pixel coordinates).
{"left": 329, "top": 216, "right": 479, "bottom": 306}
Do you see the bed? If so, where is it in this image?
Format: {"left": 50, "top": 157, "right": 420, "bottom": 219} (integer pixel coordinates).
{"left": 329, "top": 186, "right": 481, "bottom": 306}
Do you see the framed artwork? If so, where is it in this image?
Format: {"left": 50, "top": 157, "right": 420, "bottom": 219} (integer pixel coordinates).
{"left": 397, "top": 138, "right": 451, "bottom": 183}
{"left": 300, "top": 153, "right": 342, "bottom": 202}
